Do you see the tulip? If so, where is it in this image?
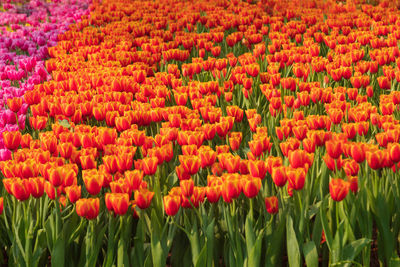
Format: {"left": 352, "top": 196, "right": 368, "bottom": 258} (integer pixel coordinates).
{"left": 164, "top": 195, "right": 181, "bottom": 216}
{"left": 10, "top": 178, "right": 31, "bottom": 201}
{"left": 180, "top": 179, "right": 194, "bottom": 197}
{"left": 28, "top": 177, "right": 45, "bottom": 198}
{"left": 329, "top": 178, "right": 350, "bottom": 202}
{"left": 366, "top": 150, "right": 385, "bottom": 170}
{"left": 241, "top": 177, "right": 261, "bottom": 198}
{"left": 179, "top": 155, "right": 201, "bottom": 176}
{"left": 76, "top": 198, "right": 100, "bottom": 220}
{"left": 206, "top": 186, "right": 221, "bottom": 203}
{"left": 83, "top": 172, "right": 104, "bottom": 196}
{"left": 65, "top": 185, "right": 81, "bottom": 203}
{"left": 347, "top": 176, "right": 358, "bottom": 194}
{"left": 125, "top": 170, "right": 143, "bottom": 192}
{"left": 134, "top": 189, "right": 155, "bottom": 209}
{"left": 272, "top": 166, "right": 287, "bottom": 187}
{"left": 248, "top": 160, "right": 267, "bottom": 179}
{"left": 80, "top": 155, "right": 97, "bottom": 170}
{"left": 109, "top": 193, "right": 130, "bottom": 215}
{"left": 350, "top": 143, "right": 365, "bottom": 163}
{"left": 265, "top": 196, "right": 278, "bottom": 214}
{"left": 388, "top": 143, "right": 400, "bottom": 163}
{"left": 221, "top": 177, "right": 241, "bottom": 203}
{"left": 48, "top": 167, "right": 64, "bottom": 187}
{"left": 142, "top": 157, "right": 158, "bottom": 176}
{"left": 7, "top": 97, "right": 22, "bottom": 113}
{"left": 287, "top": 167, "right": 306, "bottom": 191}
{"left": 325, "top": 140, "right": 343, "bottom": 159}
{"left": 3, "top": 131, "right": 21, "bottom": 150}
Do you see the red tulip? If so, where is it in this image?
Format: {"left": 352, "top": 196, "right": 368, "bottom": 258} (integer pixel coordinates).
{"left": 325, "top": 140, "right": 342, "bottom": 159}
{"left": 241, "top": 177, "right": 261, "bottom": 198}
{"left": 206, "top": 186, "right": 221, "bottom": 203}
{"left": 287, "top": 167, "right": 306, "bottom": 191}
{"left": 76, "top": 198, "right": 100, "bottom": 220}
{"left": 142, "top": 157, "right": 158, "bottom": 176}
{"left": 164, "top": 195, "right": 181, "bottom": 216}
{"left": 272, "top": 166, "right": 287, "bottom": 187}
{"left": 265, "top": 196, "right": 278, "bottom": 214}
{"left": 65, "top": 185, "right": 81, "bottom": 203}
{"left": 134, "top": 188, "right": 154, "bottom": 209}
{"left": 3, "top": 131, "right": 21, "bottom": 150}
{"left": 329, "top": 178, "right": 350, "bottom": 202}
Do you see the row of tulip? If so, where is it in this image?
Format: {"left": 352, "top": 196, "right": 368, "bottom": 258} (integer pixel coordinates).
{"left": 1, "top": 0, "right": 400, "bottom": 266}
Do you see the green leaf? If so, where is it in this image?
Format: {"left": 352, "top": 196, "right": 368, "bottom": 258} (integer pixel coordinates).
{"left": 342, "top": 238, "right": 372, "bottom": 263}
{"left": 51, "top": 238, "right": 65, "bottom": 267}
{"left": 265, "top": 216, "right": 285, "bottom": 267}
{"left": 194, "top": 244, "right": 207, "bottom": 267}
{"left": 311, "top": 211, "right": 322, "bottom": 248}
{"left": 303, "top": 241, "right": 318, "bottom": 267}
{"left": 247, "top": 231, "right": 263, "bottom": 267}
{"left": 205, "top": 219, "right": 215, "bottom": 267}
{"left": 286, "top": 215, "right": 301, "bottom": 267}
{"left": 245, "top": 215, "right": 256, "bottom": 260}
{"left": 320, "top": 197, "right": 333, "bottom": 251}
{"left": 150, "top": 210, "right": 167, "bottom": 267}
{"left": 58, "top": 119, "right": 71, "bottom": 129}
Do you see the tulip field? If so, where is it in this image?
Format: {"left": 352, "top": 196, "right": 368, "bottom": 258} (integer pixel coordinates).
{"left": 2, "top": 0, "right": 400, "bottom": 266}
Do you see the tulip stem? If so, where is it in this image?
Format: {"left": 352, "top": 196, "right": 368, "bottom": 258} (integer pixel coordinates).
{"left": 249, "top": 198, "right": 254, "bottom": 220}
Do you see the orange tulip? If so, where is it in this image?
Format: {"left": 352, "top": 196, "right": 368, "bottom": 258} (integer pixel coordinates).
{"left": 325, "top": 140, "right": 342, "bottom": 159}
{"left": 248, "top": 160, "right": 267, "bottom": 179}
{"left": 134, "top": 188, "right": 154, "bottom": 209}
{"left": 272, "top": 166, "right": 287, "bottom": 187}
{"left": 265, "top": 196, "right": 278, "bottom": 214}
{"left": 221, "top": 177, "right": 241, "bottom": 203}
{"left": 180, "top": 179, "right": 194, "bottom": 197}
{"left": 179, "top": 155, "right": 201, "bottom": 175}
{"left": 80, "top": 155, "right": 97, "bottom": 170}
{"left": 107, "top": 193, "right": 130, "bottom": 215}
{"left": 142, "top": 157, "right": 158, "bottom": 176}
{"left": 10, "top": 178, "right": 31, "bottom": 201}
{"left": 48, "top": 166, "right": 64, "bottom": 187}
{"left": 76, "top": 198, "right": 100, "bottom": 220}
{"left": 206, "top": 185, "right": 221, "bottom": 203}
{"left": 65, "top": 185, "right": 81, "bottom": 203}
{"left": 329, "top": 178, "right": 350, "bottom": 202}
{"left": 287, "top": 167, "right": 306, "bottom": 191}
{"left": 28, "top": 177, "right": 45, "bottom": 198}
{"left": 7, "top": 97, "right": 23, "bottom": 113}
{"left": 3, "top": 131, "right": 21, "bottom": 150}
{"left": 241, "top": 177, "right": 261, "bottom": 198}
{"left": 164, "top": 195, "right": 181, "bottom": 216}
{"left": 83, "top": 171, "right": 104, "bottom": 195}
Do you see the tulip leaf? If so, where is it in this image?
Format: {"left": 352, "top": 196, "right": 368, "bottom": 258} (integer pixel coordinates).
{"left": 303, "top": 241, "right": 318, "bottom": 267}
{"left": 311, "top": 210, "right": 322, "bottom": 249}
{"left": 51, "top": 238, "right": 65, "bottom": 267}
{"left": 342, "top": 238, "right": 371, "bottom": 263}
{"left": 247, "top": 230, "right": 263, "bottom": 267}
{"left": 58, "top": 119, "right": 71, "bottom": 129}
{"left": 194, "top": 244, "right": 207, "bottom": 267}
{"left": 286, "top": 215, "right": 301, "bottom": 267}
{"left": 265, "top": 215, "right": 285, "bottom": 267}
{"left": 320, "top": 197, "right": 333, "bottom": 251}
{"left": 245, "top": 215, "right": 256, "bottom": 257}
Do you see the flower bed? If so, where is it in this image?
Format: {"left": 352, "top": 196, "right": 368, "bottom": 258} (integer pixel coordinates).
{"left": 1, "top": 0, "right": 400, "bottom": 266}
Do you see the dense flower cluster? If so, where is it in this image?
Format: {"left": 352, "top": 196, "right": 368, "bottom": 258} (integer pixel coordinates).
{"left": 1, "top": 0, "right": 400, "bottom": 265}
